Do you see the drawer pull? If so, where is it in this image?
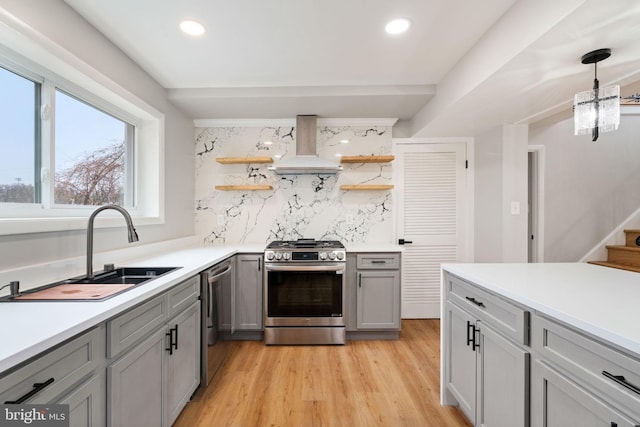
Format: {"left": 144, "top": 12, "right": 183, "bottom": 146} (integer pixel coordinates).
{"left": 602, "top": 370, "right": 640, "bottom": 395}
{"left": 465, "top": 296, "right": 485, "bottom": 308}
{"left": 371, "top": 260, "right": 386, "bottom": 264}
{"left": 5, "top": 377, "right": 55, "bottom": 404}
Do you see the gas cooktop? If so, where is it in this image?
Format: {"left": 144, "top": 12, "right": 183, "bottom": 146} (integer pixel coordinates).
{"left": 265, "top": 239, "right": 346, "bottom": 262}
{"left": 266, "top": 239, "right": 345, "bottom": 250}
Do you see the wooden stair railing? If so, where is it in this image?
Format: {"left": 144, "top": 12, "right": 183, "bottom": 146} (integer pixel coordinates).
{"left": 588, "top": 229, "right": 640, "bottom": 272}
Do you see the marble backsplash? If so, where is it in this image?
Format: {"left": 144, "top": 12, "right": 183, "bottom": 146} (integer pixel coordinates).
{"left": 194, "top": 122, "right": 394, "bottom": 245}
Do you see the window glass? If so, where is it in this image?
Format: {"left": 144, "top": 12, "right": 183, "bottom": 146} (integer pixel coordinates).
{"left": 0, "top": 66, "right": 37, "bottom": 203}
{"left": 54, "top": 90, "right": 130, "bottom": 206}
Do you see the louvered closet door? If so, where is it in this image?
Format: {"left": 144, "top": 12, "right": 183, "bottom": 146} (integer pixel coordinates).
{"left": 395, "top": 142, "right": 467, "bottom": 318}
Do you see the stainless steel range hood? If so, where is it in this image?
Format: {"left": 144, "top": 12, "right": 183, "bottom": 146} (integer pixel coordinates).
{"left": 270, "top": 115, "right": 342, "bottom": 175}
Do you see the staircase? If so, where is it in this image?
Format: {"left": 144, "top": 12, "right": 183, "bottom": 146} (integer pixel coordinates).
{"left": 588, "top": 229, "right": 640, "bottom": 272}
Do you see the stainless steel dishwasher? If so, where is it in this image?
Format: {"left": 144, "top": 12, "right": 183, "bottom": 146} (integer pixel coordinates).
{"left": 200, "top": 257, "right": 234, "bottom": 386}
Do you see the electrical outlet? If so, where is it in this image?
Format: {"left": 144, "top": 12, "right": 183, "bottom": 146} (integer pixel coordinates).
{"left": 346, "top": 214, "right": 354, "bottom": 225}
{"left": 217, "top": 214, "right": 225, "bottom": 226}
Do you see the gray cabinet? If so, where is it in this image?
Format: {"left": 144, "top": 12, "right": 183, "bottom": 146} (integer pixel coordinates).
{"left": 235, "top": 254, "right": 263, "bottom": 331}
{"left": 0, "top": 326, "right": 105, "bottom": 427}
{"left": 531, "top": 359, "right": 638, "bottom": 427}
{"left": 106, "top": 276, "right": 201, "bottom": 427}
{"left": 355, "top": 253, "right": 401, "bottom": 330}
{"left": 164, "top": 301, "right": 200, "bottom": 426}
{"left": 443, "top": 272, "right": 529, "bottom": 427}
{"left": 108, "top": 327, "right": 164, "bottom": 427}
{"left": 530, "top": 312, "right": 640, "bottom": 426}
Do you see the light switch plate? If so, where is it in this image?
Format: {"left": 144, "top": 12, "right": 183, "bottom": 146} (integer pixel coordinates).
{"left": 510, "top": 201, "right": 520, "bottom": 215}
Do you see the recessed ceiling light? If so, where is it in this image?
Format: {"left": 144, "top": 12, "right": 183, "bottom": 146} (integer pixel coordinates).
{"left": 385, "top": 18, "right": 411, "bottom": 35}
{"left": 180, "top": 20, "right": 205, "bottom": 36}
{"left": 340, "top": 139, "right": 350, "bottom": 144}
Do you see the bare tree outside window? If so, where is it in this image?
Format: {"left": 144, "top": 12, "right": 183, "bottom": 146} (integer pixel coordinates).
{"left": 54, "top": 142, "right": 125, "bottom": 205}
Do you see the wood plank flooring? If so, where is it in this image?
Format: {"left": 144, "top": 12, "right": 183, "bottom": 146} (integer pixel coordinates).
{"left": 174, "top": 320, "right": 471, "bottom": 427}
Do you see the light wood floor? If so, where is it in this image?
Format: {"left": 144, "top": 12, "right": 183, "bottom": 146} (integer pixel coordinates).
{"left": 174, "top": 320, "right": 471, "bottom": 427}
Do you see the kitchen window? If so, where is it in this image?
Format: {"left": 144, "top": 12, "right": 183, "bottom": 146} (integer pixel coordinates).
{"left": 0, "top": 49, "right": 163, "bottom": 235}
{"left": 0, "top": 66, "right": 38, "bottom": 204}
{"left": 0, "top": 66, "right": 135, "bottom": 209}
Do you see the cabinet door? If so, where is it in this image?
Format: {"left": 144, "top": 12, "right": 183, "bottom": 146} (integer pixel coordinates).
{"left": 444, "top": 301, "right": 477, "bottom": 425}
{"left": 356, "top": 270, "right": 400, "bottom": 329}
{"left": 164, "top": 301, "right": 201, "bottom": 426}
{"left": 56, "top": 373, "right": 105, "bottom": 427}
{"left": 531, "top": 360, "right": 638, "bottom": 427}
{"left": 235, "top": 254, "right": 263, "bottom": 330}
{"left": 107, "top": 328, "right": 164, "bottom": 427}
{"left": 477, "top": 323, "right": 529, "bottom": 427}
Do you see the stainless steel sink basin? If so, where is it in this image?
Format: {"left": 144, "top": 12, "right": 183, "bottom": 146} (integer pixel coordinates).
{"left": 69, "top": 267, "right": 181, "bottom": 285}
{"left": 0, "top": 266, "right": 181, "bottom": 302}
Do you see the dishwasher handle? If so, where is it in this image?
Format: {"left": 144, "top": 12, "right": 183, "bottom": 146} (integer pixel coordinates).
{"left": 207, "top": 265, "right": 231, "bottom": 284}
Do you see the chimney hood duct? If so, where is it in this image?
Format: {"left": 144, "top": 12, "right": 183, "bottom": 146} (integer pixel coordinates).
{"left": 270, "top": 115, "right": 342, "bottom": 175}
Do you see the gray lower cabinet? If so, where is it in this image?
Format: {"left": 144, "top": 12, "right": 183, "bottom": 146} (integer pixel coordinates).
{"left": 531, "top": 359, "right": 637, "bottom": 427}
{"left": 164, "top": 301, "right": 200, "bottom": 426}
{"left": 443, "top": 272, "right": 529, "bottom": 427}
{"left": 107, "top": 276, "right": 201, "bottom": 427}
{"left": 0, "top": 326, "right": 105, "bottom": 427}
{"left": 530, "top": 312, "right": 640, "bottom": 426}
{"left": 355, "top": 253, "right": 401, "bottom": 330}
{"left": 235, "top": 254, "right": 263, "bottom": 331}
{"left": 108, "top": 327, "right": 164, "bottom": 427}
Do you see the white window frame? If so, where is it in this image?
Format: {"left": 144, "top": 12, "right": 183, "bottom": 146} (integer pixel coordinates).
{"left": 0, "top": 16, "right": 164, "bottom": 235}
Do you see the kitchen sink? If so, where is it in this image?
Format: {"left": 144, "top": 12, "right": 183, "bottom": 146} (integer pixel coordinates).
{"left": 68, "top": 267, "right": 181, "bottom": 285}
{"left": 0, "top": 266, "right": 181, "bottom": 302}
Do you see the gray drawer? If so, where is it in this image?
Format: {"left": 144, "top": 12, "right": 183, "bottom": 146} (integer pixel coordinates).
{"left": 168, "top": 275, "right": 200, "bottom": 318}
{"left": 0, "top": 326, "right": 103, "bottom": 404}
{"left": 107, "top": 293, "right": 169, "bottom": 359}
{"left": 445, "top": 273, "right": 529, "bottom": 345}
{"left": 532, "top": 313, "right": 640, "bottom": 419}
{"left": 356, "top": 253, "right": 400, "bottom": 269}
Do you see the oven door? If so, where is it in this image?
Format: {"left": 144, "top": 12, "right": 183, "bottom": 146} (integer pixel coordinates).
{"left": 264, "top": 263, "right": 345, "bottom": 327}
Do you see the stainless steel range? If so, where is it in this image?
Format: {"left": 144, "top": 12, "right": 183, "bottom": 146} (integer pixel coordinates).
{"left": 264, "top": 239, "right": 346, "bottom": 345}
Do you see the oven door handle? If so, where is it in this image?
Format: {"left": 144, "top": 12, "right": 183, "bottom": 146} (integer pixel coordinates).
{"left": 265, "top": 264, "right": 344, "bottom": 273}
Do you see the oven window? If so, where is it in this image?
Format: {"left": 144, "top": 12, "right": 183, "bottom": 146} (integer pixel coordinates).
{"left": 267, "top": 270, "right": 343, "bottom": 317}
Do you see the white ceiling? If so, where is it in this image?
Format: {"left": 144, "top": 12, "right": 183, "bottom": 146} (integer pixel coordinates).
{"left": 63, "top": 0, "right": 640, "bottom": 136}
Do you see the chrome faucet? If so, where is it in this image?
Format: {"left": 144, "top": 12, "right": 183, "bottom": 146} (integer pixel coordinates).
{"left": 86, "top": 205, "right": 139, "bottom": 279}
{"left": 0, "top": 281, "right": 20, "bottom": 298}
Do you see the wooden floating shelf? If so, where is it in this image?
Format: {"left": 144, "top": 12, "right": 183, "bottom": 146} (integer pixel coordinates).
{"left": 340, "top": 185, "right": 394, "bottom": 191}
{"left": 340, "top": 155, "right": 395, "bottom": 163}
{"left": 216, "top": 157, "right": 273, "bottom": 164}
{"left": 215, "top": 185, "right": 273, "bottom": 191}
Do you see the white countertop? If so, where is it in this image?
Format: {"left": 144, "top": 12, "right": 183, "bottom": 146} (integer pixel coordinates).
{"left": 442, "top": 262, "right": 640, "bottom": 357}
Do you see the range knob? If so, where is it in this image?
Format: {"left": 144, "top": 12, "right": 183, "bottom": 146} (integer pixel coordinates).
{"left": 328, "top": 252, "right": 336, "bottom": 260}
{"left": 336, "top": 251, "right": 345, "bottom": 260}
{"left": 283, "top": 252, "right": 291, "bottom": 261}
{"left": 266, "top": 252, "right": 275, "bottom": 261}
{"left": 275, "top": 252, "right": 282, "bottom": 260}
{"left": 319, "top": 252, "right": 328, "bottom": 260}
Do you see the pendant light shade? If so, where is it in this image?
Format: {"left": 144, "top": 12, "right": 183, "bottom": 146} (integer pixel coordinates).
{"left": 573, "top": 49, "right": 620, "bottom": 142}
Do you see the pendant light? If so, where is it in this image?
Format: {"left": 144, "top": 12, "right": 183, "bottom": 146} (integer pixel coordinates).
{"left": 574, "top": 48, "right": 620, "bottom": 142}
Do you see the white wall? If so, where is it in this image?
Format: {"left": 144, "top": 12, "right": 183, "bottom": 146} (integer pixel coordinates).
{"left": 473, "top": 124, "right": 529, "bottom": 262}
{"left": 529, "top": 108, "right": 640, "bottom": 261}
{"left": 0, "top": 0, "right": 194, "bottom": 272}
